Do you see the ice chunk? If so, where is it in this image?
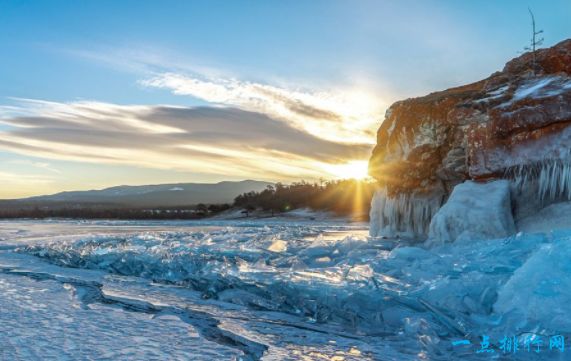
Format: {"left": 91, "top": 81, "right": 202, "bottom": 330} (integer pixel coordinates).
{"left": 428, "top": 180, "right": 515, "bottom": 244}
{"left": 517, "top": 201, "right": 571, "bottom": 233}
{"left": 495, "top": 237, "right": 571, "bottom": 332}
{"left": 267, "top": 239, "right": 287, "bottom": 253}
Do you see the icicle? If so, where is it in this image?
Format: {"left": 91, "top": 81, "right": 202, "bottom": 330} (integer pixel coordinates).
{"left": 505, "top": 159, "right": 571, "bottom": 208}
{"left": 372, "top": 159, "right": 571, "bottom": 239}
{"left": 369, "top": 188, "right": 442, "bottom": 238}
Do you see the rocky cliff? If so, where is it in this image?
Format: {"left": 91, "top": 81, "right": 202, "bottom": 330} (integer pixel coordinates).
{"left": 369, "top": 39, "right": 571, "bottom": 239}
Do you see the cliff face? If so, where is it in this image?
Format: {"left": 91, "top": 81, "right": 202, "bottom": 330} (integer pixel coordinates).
{"left": 369, "top": 39, "right": 571, "bottom": 238}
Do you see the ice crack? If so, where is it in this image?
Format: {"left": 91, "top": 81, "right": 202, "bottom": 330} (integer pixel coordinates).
{"left": 0, "top": 267, "right": 268, "bottom": 361}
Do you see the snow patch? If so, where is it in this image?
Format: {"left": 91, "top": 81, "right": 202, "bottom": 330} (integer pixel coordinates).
{"left": 513, "top": 77, "right": 557, "bottom": 101}
{"left": 494, "top": 75, "right": 571, "bottom": 109}
{"left": 474, "top": 85, "right": 509, "bottom": 103}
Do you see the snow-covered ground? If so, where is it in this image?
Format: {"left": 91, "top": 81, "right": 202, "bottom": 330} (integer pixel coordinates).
{"left": 0, "top": 219, "right": 569, "bottom": 360}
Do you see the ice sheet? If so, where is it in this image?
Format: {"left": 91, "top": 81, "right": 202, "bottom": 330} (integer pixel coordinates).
{"left": 1, "top": 219, "right": 569, "bottom": 360}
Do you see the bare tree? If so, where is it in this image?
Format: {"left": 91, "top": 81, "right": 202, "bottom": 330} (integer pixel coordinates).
{"left": 523, "top": 7, "right": 544, "bottom": 75}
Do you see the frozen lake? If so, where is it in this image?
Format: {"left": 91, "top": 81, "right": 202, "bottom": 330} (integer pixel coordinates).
{"left": 0, "top": 219, "right": 568, "bottom": 360}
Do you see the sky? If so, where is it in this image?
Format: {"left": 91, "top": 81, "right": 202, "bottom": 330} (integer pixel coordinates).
{"left": 0, "top": 0, "right": 570, "bottom": 198}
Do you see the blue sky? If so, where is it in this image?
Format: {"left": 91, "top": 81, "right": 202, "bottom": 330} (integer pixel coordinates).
{"left": 0, "top": 0, "right": 570, "bottom": 197}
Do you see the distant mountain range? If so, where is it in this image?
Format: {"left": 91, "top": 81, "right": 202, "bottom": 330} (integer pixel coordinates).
{"left": 7, "top": 180, "right": 272, "bottom": 208}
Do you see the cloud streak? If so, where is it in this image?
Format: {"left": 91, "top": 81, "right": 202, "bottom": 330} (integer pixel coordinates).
{"left": 0, "top": 99, "right": 372, "bottom": 181}
{"left": 7, "top": 159, "right": 61, "bottom": 174}
{"left": 141, "top": 73, "right": 385, "bottom": 144}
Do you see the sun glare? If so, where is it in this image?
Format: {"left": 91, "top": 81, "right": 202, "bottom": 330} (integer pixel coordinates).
{"left": 324, "top": 160, "right": 370, "bottom": 180}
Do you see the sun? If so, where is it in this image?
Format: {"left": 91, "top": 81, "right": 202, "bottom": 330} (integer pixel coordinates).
{"left": 324, "top": 160, "right": 370, "bottom": 180}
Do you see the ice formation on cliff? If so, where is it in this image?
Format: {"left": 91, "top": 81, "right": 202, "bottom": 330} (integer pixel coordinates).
{"left": 507, "top": 159, "right": 571, "bottom": 207}
{"left": 371, "top": 159, "right": 571, "bottom": 240}
{"left": 427, "top": 180, "right": 515, "bottom": 244}
{"left": 369, "top": 188, "right": 442, "bottom": 239}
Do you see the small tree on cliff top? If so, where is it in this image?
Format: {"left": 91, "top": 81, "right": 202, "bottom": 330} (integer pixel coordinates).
{"left": 523, "top": 7, "right": 544, "bottom": 75}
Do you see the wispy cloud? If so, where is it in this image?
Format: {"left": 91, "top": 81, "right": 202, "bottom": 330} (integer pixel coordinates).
{"left": 0, "top": 99, "right": 372, "bottom": 181}
{"left": 64, "top": 45, "right": 230, "bottom": 79}
{"left": 141, "top": 73, "right": 385, "bottom": 144}
{"left": 7, "top": 159, "right": 61, "bottom": 174}
{"left": 0, "top": 171, "right": 56, "bottom": 184}
{"left": 65, "top": 46, "right": 386, "bottom": 145}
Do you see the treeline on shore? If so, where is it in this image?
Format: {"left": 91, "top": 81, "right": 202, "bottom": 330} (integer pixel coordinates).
{"left": 0, "top": 203, "right": 231, "bottom": 220}
{"left": 233, "top": 179, "right": 377, "bottom": 217}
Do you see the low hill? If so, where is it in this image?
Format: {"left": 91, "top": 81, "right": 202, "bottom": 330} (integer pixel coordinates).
{"left": 6, "top": 180, "right": 273, "bottom": 208}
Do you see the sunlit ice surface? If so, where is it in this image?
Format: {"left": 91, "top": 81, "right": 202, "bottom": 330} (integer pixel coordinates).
{"left": 0, "top": 219, "right": 568, "bottom": 360}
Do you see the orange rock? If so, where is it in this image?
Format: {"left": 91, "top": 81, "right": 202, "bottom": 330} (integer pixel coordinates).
{"left": 369, "top": 39, "right": 571, "bottom": 197}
